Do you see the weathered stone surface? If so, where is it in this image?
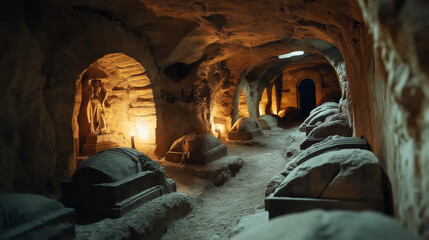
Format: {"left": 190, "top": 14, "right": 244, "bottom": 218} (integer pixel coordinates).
{"left": 76, "top": 192, "right": 192, "bottom": 240}
{"left": 274, "top": 149, "right": 384, "bottom": 203}
{"left": 265, "top": 173, "right": 286, "bottom": 197}
{"left": 159, "top": 155, "right": 244, "bottom": 187}
{"left": 325, "top": 112, "right": 349, "bottom": 123}
{"left": 289, "top": 136, "right": 370, "bottom": 169}
{"left": 232, "top": 210, "right": 419, "bottom": 240}
{"left": 257, "top": 115, "right": 278, "bottom": 130}
{"left": 299, "top": 103, "right": 338, "bottom": 132}
{"left": 307, "top": 108, "right": 339, "bottom": 126}
{"left": 309, "top": 120, "right": 352, "bottom": 138}
{"left": 228, "top": 117, "right": 263, "bottom": 141}
{"left": 0, "top": 194, "right": 75, "bottom": 240}
{"left": 165, "top": 133, "right": 227, "bottom": 165}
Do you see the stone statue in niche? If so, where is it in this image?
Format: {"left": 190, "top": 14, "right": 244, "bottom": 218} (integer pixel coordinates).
{"left": 87, "top": 79, "right": 107, "bottom": 134}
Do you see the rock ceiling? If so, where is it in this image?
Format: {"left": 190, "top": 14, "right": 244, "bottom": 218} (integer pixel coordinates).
{"left": 65, "top": 0, "right": 360, "bottom": 80}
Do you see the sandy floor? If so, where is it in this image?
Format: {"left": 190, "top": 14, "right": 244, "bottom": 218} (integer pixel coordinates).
{"left": 161, "top": 124, "right": 304, "bottom": 240}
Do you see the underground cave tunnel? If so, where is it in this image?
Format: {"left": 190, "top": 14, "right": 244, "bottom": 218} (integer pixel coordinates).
{"left": 1, "top": 0, "right": 428, "bottom": 240}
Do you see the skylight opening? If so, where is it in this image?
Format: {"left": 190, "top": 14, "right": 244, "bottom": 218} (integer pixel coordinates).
{"left": 278, "top": 51, "right": 304, "bottom": 59}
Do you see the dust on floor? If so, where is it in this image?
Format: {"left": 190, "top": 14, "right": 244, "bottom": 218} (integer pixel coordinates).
{"left": 161, "top": 124, "right": 304, "bottom": 240}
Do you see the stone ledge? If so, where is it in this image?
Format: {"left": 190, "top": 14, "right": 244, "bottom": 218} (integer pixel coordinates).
{"left": 265, "top": 195, "right": 385, "bottom": 219}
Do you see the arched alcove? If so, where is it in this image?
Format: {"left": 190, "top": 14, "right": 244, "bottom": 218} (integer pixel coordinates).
{"left": 72, "top": 53, "right": 157, "bottom": 161}
{"left": 298, "top": 78, "right": 316, "bottom": 118}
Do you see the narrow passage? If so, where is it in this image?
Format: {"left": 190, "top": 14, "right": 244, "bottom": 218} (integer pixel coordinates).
{"left": 162, "top": 125, "right": 304, "bottom": 240}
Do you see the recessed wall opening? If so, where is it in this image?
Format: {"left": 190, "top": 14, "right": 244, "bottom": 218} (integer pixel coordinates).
{"left": 298, "top": 78, "right": 316, "bottom": 118}
{"left": 72, "top": 53, "right": 157, "bottom": 163}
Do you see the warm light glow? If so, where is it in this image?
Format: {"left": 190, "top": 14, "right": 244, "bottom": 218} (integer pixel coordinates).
{"left": 130, "top": 131, "right": 135, "bottom": 137}
{"left": 278, "top": 51, "right": 304, "bottom": 59}
{"left": 217, "top": 126, "right": 221, "bottom": 131}
{"left": 136, "top": 123, "right": 150, "bottom": 141}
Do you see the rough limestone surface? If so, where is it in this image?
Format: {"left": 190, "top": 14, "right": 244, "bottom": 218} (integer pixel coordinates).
{"left": 76, "top": 193, "right": 191, "bottom": 240}
{"left": 232, "top": 210, "right": 420, "bottom": 240}
{"left": 307, "top": 108, "right": 339, "bottom": 126}
{"left": 168, "top": 133, "right": 223, "bottom": 156}
{"left": 308, "top": 120, "right": 352, "bottom": 138}
{"left": 309, "top": 102, "right": 339, "bottom": 116}
{"left": 274, "top": 149, "right": 384, "bottom": 202}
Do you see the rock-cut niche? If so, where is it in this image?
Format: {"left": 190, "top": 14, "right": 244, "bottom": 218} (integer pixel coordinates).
{"left": 298, "top": 78, "right": 316, "bottom": 118}
{"left": 71, "top": 53, "right": 157, "bottom": 162}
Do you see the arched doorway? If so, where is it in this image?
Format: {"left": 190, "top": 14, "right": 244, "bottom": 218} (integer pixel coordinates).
{"left": 72, "top": 53, "right": 157, "bottom": 162}
{"left": 298, "top": 78, "right": 316, "bottom": 118}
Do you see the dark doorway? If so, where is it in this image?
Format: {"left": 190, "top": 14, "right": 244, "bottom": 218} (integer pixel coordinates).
{"left": 298, "top": 78, "right": 316, "bottom": 119}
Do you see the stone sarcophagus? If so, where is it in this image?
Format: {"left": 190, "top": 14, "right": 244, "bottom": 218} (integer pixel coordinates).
{"left": 265, "top": 148, "right": 387, "bottom": 219}
{"left": 165, "top": 134, "right": 227, "bottom": 165}
{"left": 62, "top": 148, "right": 175, "bottom": 218}
{"left": 0, "top": 194, "right": 75, "bottom": 240}
{"left": 228, "top": 117, "right": 263, "bottom": 141}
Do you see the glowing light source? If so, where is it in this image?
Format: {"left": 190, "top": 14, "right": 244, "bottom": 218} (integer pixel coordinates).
{"left": 136, "top": 124, "right": 150, "bottom": 141}
{"left": 215, "top": 125, "right": 222, "bottom": 139}
{"left": 278, "top": 51, "right": 304, "bottom": 59}
{"left": 130, "top": 131, "right": 135, "bottom": 137}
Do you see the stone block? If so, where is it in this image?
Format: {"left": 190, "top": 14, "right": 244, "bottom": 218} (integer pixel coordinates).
{"left": 268, "top": 149, "right": 386, "bottom": 219}
{"left": 308, "top": 120, "right": 352, "bottom": 138}
{"left": 265, "top": 195, "right": 384, "bottom": 219}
